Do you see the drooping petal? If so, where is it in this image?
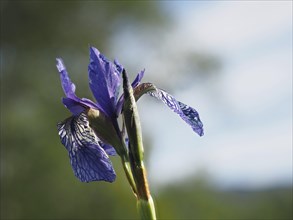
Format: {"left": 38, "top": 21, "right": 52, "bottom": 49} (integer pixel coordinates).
{"left": 149, "top": 89, "right": 204, "bottom": 136}
{"left": 57, "top": 112, "right": 116, "bottom": 182}
{"left": 133, "top": 83, "right": 204, "bottom": 136}
{"left": 56, "top": 58, "right": 99, "bottom": 115}
{"left": 88, "top": 47, "right": 122, "bottom": 117}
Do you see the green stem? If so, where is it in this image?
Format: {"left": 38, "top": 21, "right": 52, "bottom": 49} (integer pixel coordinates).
{"left": 122, "top": 69, "right": 157, "bottom": 220}
{"left": 131, "top": 156, "right": 156, "bottom": 220}
{"left": 121, "top": 155, "right": 137, "bottom": 196}
{"left": 137, "top": 196, "right": 156, "bottom": 220}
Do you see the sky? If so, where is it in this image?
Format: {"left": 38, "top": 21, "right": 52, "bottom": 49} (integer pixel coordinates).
{"left": 112, "top": 1, "right": 292, "bottom": 190}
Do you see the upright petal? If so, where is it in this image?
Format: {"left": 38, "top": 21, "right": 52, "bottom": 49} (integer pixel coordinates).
{"left": 57, "top": 112, "right": 116, "bottom": 182}
{"left": 56, "top": 58, "right": 99, "bottom": 115}
{"left": 56, "top": 58, "right": 77, "bottom": 99}
{"left": 131, "top": 69, "right": 145, "bottom": 88}
{"left": 88, "top": 47, "right": 122, "bottom": 117}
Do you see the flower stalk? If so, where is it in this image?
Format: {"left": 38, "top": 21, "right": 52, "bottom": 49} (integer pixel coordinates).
{"left": 121, "top": 154, "right": 138, "bottom": 196}
{"left": 122, "top": 69, "right": 157, "bottom": 219}
{"left": 56, "top": 46, "right": 203, "bottom": 219}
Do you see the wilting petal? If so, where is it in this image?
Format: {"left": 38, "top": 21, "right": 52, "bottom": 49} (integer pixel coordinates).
{"left": 88, "top": 47, "right": 122, "bottom": 117}
{"left": 57, "top": 112, "right": 116, "bottom": 182}
{"left": 149, "top": 89, "right": 204, "bottom": 136}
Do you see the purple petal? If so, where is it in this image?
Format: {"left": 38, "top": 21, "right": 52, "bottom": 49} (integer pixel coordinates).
{"left": 56, "top": 58, "right": 77, "bottom": 99}
{"left": 131, "top": 69, "right": 145, "bottom": 88}
{"left": 62, "top": 98, "right": 85, "bottom": 115}
{"left": 114, "top": 59, "right": 123, "bottom": 74}
{"left": 88, "top": 47, "right": 122, "bottom": 117}
{"left": 149, "top": 89, "right": 204, "bottom": 136}
{"left": 99, "top": 142, "right": 117, "bottom": 156}
{"left": 57, "top": 112, "right": 116, "bottom": 182}
{"left": 56, "top": 58, "right": 100, "bottom": 113}
{"left": 115, "top": 95, "right": 124, "bottom": 116}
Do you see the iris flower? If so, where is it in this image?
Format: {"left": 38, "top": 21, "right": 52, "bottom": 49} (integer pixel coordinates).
{"left": 56, "top": 47, "right": 203, "bottom": 183}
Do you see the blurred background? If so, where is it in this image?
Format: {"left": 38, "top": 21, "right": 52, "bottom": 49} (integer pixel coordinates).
{"left": 1, "top": 1, "right": 292, "bottom": 219}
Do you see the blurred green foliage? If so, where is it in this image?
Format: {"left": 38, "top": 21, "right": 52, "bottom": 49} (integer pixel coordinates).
{"left": 157, "top": 180, "right": 292, "bottom": 219}
{"left": 1, "top": 1, "right": 292, "bottom": 219}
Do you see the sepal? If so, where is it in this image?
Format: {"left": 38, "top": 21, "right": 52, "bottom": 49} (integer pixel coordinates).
{"left": 57, "top": 112, "right": 116, "bottom": 182}
{"left": 133, "top": 83, "right": 204, "bottom": 136}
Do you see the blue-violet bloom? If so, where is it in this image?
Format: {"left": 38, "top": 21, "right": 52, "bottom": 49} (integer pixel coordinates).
{"left": 56, "top": 47, "right": 203, "bottom": 183}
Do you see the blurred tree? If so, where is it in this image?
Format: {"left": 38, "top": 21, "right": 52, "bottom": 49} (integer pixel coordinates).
{"left": 157, "top": 179, "right": 292, "bottom": 219}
